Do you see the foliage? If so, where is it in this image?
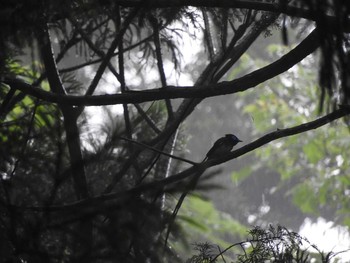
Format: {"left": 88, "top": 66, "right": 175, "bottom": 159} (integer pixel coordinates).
{"left": 176, "top": 195, "right": 247, "bottom": 250}
{"left": 232, "top": 44, "right": 350, "bottom": 227}
{"left": 1, "top": 1, "right": 350, "bottom": 262}
{"left": 187, "top": 225, "right": 346, "bottom": 263}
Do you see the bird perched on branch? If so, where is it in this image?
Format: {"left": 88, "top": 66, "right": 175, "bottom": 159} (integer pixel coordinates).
{"left": 204, "top": 134, "right": 242, "bottom": 161}
{"left": 164, "top": 133, "right": 242, "bottom": 246}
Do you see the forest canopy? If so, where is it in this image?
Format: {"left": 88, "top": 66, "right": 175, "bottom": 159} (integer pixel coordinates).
{"left": 1, "top": 0, "right": 350, "bottom": 262}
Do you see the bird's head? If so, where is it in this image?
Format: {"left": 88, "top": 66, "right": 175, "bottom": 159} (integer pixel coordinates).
{"left": 225, "top": 134, "right": 242, "bottom": 145}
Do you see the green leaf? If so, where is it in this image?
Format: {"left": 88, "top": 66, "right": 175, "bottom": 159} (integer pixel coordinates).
{"left": 302, "top": 141, "right": 323, "bottom": 164}
{"left": 231, "top": 167, "right": 252, "bottom": 185}
{"left": 292, "top": 184, "right": 319, "bottom": 215}
{"left": 342, "top": 217, "right": 350, "bottom": 228}
{"left": 318, "top": 182, "right": 329, "bottom": 205}
{"left": 178, "top": 215, "right": 208, "bottom": 232}
{"left": 338, "top": 176, "right": 350, "bottom": 186}
{"left": 179, "top": 195, "right": 247, "bottom": 246}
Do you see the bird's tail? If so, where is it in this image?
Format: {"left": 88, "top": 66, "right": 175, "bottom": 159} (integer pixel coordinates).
{"left": 164, "top": 168, "right": 205, "bottom": 250}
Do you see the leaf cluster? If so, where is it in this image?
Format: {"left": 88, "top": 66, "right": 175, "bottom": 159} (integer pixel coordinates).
{"left": 187, "top": 225, "right": 345, "bottom": 263}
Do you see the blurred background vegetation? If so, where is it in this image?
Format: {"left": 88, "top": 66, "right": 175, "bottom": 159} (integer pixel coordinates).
{"left": 1, "top": 0, "right": 350, "bottom": 262}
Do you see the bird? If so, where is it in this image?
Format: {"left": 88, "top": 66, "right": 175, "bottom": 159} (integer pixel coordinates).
{"left": 165, "top": 134, "right": 242, "bottom": 246}
{"left": 204, "top": 134, "right": 242, "bottom": 161}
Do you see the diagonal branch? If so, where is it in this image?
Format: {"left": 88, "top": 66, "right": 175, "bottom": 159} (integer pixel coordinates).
{"left": 37, "top": 23, "right": 89, "bottom": 200}
{"left": 212, "top": 12, "right": 278, "bottom": 82}
{"left": 69, "top": 18, "right": 124, "bottom": 84}
{"left": 133, "top": 103, "right": 162, "bottom": 134}
{"left": 57, "top": 35, "right": 153, "bottom": 74}
{"left": 118, "top": 136, "right": 197, "bottom": 165}
{"left": 202, "top": 8, "right": 215, "bottom": 59}
{"left": 150, "top": 16, "right": 174, "bottom": 119}
{"left": 84, "top": 8, "right": 139, "bottom": 97}
{"left": 14, "top": 106, "right": 350, "bottom": 217}
{"left": 38, "top": 25, "right": 67, "bottom": 95}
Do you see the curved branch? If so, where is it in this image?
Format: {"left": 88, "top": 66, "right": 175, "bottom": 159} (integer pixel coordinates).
{"left": 3, "top": 28, "right": 320, "bottom": 106}
{"left": 112, "top": 0, "right": 350, "bottom": 31}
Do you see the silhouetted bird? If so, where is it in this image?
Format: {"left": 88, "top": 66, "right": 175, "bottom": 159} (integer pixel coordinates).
{"left": 204, "top": 134, "right": 242, "bottom": 161}
{"left": 165, "top": 134, "right": 242, "bottom": 245}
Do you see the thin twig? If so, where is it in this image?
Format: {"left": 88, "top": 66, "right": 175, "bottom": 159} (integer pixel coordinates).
{"left": 118, "top": 136, "right": 197, "bottom": 165}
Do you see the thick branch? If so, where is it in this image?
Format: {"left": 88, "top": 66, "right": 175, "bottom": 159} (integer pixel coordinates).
{"left": 210, "top": 106, "right": 350, "bottom": 165}
{"left": 5, "top": 28, "right": 320, "bottom": 106}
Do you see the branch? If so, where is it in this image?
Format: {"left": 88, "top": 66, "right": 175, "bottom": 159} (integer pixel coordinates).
{"left": 151, "top": 16, "right": 174, "bottom": 119}
{"left": 69, "top": 18, "right": 122, "bottom": 83}
{"left": 38, "top": 25, "right": 66, "bottom": 95}
{"left": 118, "top": 136, "right": 197, "bottom": 165}
{"left": 83, "top": 10, "right": 135, "bottom": 96}
{"left": 133, "top": 103, "right": 162, "bottom": 134}
{"left": 215, "top": 106, "right": 350, "bottom": 165}
{"left": 4, "top": 28, "right": 320, "bottom": 106}
{"left": 202, "top": 8, "right": 215, "bottom": 59}
{"left": 37, "top": 23, "right": 89, "bottom": 200}
{"left": 58, "top": 35, "right": 153, "bottom": 74}
{"left": 14, "top": 106, "right": 350, "bottom": 217}
{"left": 213, "top": 12, "right": 277, "bottom": 82}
